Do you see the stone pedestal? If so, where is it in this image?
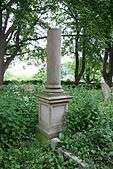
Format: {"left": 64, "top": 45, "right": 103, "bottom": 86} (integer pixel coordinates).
{"left": 38, "top": 28, "right": 71, "bottom": 141}
{"left": 38, "top": 95, "right": 71, "bottom": 139}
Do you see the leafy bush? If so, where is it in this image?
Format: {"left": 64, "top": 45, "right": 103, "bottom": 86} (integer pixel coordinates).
{"left": 1, "top": 84, "right": 113, "bottom": 168}
{"left": 61, "top": 86, "right": 113, "bottom": 168}
{"left": 64, "top": 87, "right": 102, "bottom": 133}
{"left": 1, "top": 139, "right": 79, "bottom": 169}
{"left": 0, "top": 84, "right": 38, "bottom": 149}
{"left": 0, "top": 84, "right": 79, "bottom": 169}
{"left": 33, "top": 68, "right": 47, "bottom": 82}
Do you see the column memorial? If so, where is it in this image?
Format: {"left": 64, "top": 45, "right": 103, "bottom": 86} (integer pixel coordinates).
{"left": 38, "top": 28, "right": 72, "bottom": 141}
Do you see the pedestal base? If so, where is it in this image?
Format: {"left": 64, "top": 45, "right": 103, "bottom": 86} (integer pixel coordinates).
{"left": 38, "top": 95, "right": 72, "bottom": 140}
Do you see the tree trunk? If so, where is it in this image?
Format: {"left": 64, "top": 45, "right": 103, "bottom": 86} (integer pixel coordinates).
{"left": 0, "top": 39, "right": 5, "bottom": 86}
{"left": 0, "top": 7, "right": 19, "bottom": 86}
{"left": 76, "top": 38, "right": 86, "bottom": 85}
{"left": 0, "top": 32, "right": 16, "bottom": 86}
{"left": 74, "top": 32, "right": 86, "bottom": 85}
{"left": 102, "top": 47, "right": 109, "bottom": 84}
{"left": 74, "top": 31, "right": 79, "bottom": 83}
{"left": 75, "top": 52, "right": 85, "bottom": 85}
{"left": 84, "top": 68, "right": 92, "bottom": 83}
{"left": 108, "top": 44, "right": 113, "bottom": 87}
{"left": 0, "top": 69, "right": 4, "bottom": 85}
{"left": 102, "top": 44, "right": 113, "bottom": 87}
{"left": 85, "top": 73, "right": 90, "bottom": 83}
{"left": 0, "top": 57, "right": 5, "bottom": 85}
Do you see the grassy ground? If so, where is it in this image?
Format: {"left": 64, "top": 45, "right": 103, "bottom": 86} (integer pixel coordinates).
{"left": 0, "top": 83, "right": 113, "bottom": 169}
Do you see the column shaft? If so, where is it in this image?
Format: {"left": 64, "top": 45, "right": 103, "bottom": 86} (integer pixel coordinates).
{"left": 46, "top": 28, "right": 62, "bottom": 90}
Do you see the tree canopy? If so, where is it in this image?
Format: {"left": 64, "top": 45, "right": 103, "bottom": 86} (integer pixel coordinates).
{"left": 0, "top": 0, "right": 57, "bottom": 84}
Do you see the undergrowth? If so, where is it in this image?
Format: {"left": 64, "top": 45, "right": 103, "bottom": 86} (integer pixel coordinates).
{"left": 0, "top": 84, "right": 113, "bottom": 168}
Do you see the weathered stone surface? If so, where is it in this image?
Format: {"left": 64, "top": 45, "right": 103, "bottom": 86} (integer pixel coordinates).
{"left": 38, "top": 95, "right": 71, "bottom": 139}
{"left": 38, "top": 28, "right": 72, "bottom": 140}
{"left": 50, "top": 138, "right": 61, "bottom": 150}
{"left": 45, "top": 28, "right": 63, "bottom": 93}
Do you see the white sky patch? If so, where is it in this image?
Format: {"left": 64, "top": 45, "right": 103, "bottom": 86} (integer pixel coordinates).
{"left": 7, "top": 61, "right": 38, "bottom": 77}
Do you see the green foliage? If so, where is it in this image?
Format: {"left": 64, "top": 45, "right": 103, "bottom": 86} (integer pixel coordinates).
{"left": 0, "top": 84, "right": 79, "bottom": 169}
{"left": 33, "top": 68, "right": 47, "bottom": 82}
{"left": 0, "top": 141, "right": 79, "bottom": 169}
{"left": 60, "top": 86, "right": 113, "bottom": 168}
{"left": 52, "top": 1, "right": 104, "bottom": 83}
{"left": 65, "top": 90, "right": 102, "bottom": 133}
{"left": 0, "top": 84, "right": 38, "bottom": 150}
{"left": 1, "top": 84, "right": 113, "bottom": 168}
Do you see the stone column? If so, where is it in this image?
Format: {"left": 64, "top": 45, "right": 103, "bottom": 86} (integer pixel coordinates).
{"left": 38, "top": 28, "right": 72, "bottom": 142}
{"left": 45, "top": 28, "right": 63, "bottom": 93}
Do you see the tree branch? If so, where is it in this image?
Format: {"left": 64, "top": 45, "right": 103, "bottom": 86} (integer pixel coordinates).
{"left": 3, "top": 10, "right": 10, "bottom": 33}
{"left": 6, "top": 31, "right": 14, "bottom": 44}
{"left": 5, "top": 23, "right": 15, "bottom": 39}
{"left": 4, "top": 48, "right": 18, "bottom": 70}
{"left": 4, "top": 30, "right": 20, "bottom": 69}
{"left": 0, "top": 8, "right": 2, "bottom": 33}
{"left": 20, "top": 36, "right": 47, "bottom": 44}
{"left": 2, "top": 0, "right": 16, "bottom": 10}
{"left": 32, "top": 17, "right": 51, "bottom": 30}
{"left": 62, "top": 1, "right": 77, "bottom": 20}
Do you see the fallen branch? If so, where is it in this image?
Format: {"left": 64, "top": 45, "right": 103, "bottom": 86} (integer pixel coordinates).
{"left": 50, "top": 138, "right": 88, "bottom": 169}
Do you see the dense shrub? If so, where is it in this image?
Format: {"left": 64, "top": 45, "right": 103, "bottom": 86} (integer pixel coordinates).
{"left": 0, "top": 84, "right": 79, "bottom": 169}
{"left": 60, "top": 87, "right": 113, "bottom": 168}
{"left": 0, "top": 84, "right": 38, "bottom": 149}
{"left": 65, "top": 95, "right": 101, "bottom": 133}
{"left": 0, "top": 140, "right": 79, "bottom": 169}
{"left": 1, "top": 84, "right": 113, "bottom": 168}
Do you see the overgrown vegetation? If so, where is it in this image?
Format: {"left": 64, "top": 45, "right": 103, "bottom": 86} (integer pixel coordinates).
{"left": 0, "top": 84, "right": 78, "bottom": 169}
{"left": 0, "top": 84, "right": 113, "bottom": 168}
{"left": 61, "top": 86, "right": 113, "bottom": 169}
